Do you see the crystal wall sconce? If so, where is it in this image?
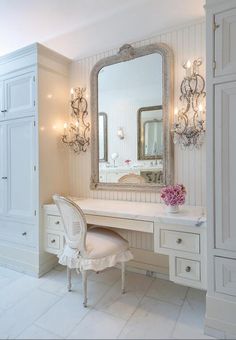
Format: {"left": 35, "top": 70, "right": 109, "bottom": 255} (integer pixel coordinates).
{"left": 62, "top": 87, "right": 90, "bottom": 154}
{"left": 173, "top": 58, "right": 206, "bottom": 149}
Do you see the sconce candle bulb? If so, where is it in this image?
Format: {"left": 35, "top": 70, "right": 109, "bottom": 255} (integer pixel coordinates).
{"left": 117, "top": 127, "right": 124, "bottom": 140}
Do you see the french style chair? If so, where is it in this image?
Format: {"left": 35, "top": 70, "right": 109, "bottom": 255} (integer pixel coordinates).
{"left": 53, "top": 195, "right": 133, "bottom": 307}
{"left": 118, "top": 173, "right": 146, "bottom": 184}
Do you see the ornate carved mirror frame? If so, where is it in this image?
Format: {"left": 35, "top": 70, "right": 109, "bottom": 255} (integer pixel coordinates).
{"left": 90, "top": 43, "right": 174, "bottom": 192}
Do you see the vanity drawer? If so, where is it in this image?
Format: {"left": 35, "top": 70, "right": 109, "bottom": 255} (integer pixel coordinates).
{"left": 160, "top": 229, "right": 200, "bottom": 254}
{"left": 175, "top": 257, "right": 201, "bottom": 282}
{"left": 46, "top": 232, "right": 64, "bottom": 254}
{"left": 0, "top": 219, "right": 36, "bottom": 247}
{"left": 86, "top": 215, "right": 153, "bottom": 233}
{"left": 46, "top": 215, "right": 63, "bottom": 231}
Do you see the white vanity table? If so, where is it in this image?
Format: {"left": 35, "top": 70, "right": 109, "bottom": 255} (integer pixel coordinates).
{"left": 44, "top": 198, "right": 206, "bottom": 290}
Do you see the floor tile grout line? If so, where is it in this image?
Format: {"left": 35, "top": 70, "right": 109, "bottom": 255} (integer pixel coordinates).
{"left": 2, "top": 286, "right": 44, "bottom": 313}
{"left": 65, "top": 272, "right": 122, "bottom": 339}
{"left": 116, "top": 276, "right": 155, "bottom": 339}
{"left": 17, "top": 291, "right": 64, "bottom": 339}
{"left": 170, "top": 287, "right": 190, "bottom": 339}
{"left": 144, "top": 293, "right": 187, "bottom": 308}
{"left": 17, "top": 322, "right": 64, "bottom": 340}
{"left": 0, "top": 276, "right": 37, "bottom": 312}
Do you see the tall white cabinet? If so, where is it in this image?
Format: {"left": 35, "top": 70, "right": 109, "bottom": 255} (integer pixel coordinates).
{"left": 0, "top": 44, "right": 70, "bottom": 276}
{"left": 206, "top": 0, "right": 236, "bottom": 338}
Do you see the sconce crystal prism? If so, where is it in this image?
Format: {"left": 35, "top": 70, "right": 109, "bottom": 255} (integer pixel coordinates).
{"left": 173, "top": 58, "right": 206, "bottom": 149}
{"left": 62, "top": 87, "right": 90, "bottom": 154}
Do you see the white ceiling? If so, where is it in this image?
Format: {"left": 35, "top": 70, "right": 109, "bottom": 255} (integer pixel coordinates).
{"left": 0, "top": 0, "right": 205, "bottom": 59}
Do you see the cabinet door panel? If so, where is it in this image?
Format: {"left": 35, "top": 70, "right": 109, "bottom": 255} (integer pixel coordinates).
{"left": 0, "top": 82, "right": 4, "bottom": 121}
{"left": 215, "top": 9, "right": 236, "bottom": 77}
{"left": 0, "top": 124, "right": 6, "bottom": 215}
{"left": 6, "top": 118, "right": 35, "bottom": 221}
{"left": 215, "top": 257, "right": 236, "bottom": 296}
{"left": 215, "top": 82, "right": 236, "bottom": 250}
{"left": 5, "top": 72, "right": 35, "bottom": 119}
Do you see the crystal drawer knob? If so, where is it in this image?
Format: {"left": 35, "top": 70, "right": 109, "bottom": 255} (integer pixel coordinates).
{"left": 55, "top": 221, "right": 60, "bottom": 225}
{"left": 22, "top": 232, "right": 27, "bottom": 236}
{"left": 176, "top": 238, "right": 182, "bottom": 244}
{"left": 185, "top": 266, "right": 191, "bottom": 272}
{"left": 51, "top": 239, "right": 56, "bottom": 243}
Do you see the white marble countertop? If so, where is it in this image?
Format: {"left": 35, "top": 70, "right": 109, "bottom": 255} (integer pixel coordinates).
{"left": 44, "top": 197, "right": 206, "bottom": 227}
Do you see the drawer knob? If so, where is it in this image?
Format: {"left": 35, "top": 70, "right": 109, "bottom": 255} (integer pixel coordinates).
{"left": 176, "top": 238, "right": 182, "bottom": 244}
{"left": 22, "top": 232, "right": 27, "bottom": 236}
{"left": 51, "top": 239, "right": 56, "bottom": 243}
{"left": 185, "top": 266, "right": 191, "bottom": 272}
{"left": 1, "top": 109, "right": 7, "bottom": 113}
{"left": 55, "top": 221, "right": 60, "bottom": 225}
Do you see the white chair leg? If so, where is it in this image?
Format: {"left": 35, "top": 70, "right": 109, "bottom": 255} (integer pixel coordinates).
{"left": 82, "top": 270, "right": 88, "bottom": 307}
{"left": 121, "top": 262, "right": 125, "bottom": 294}
{"left": 67, "top": 266, "right": 72, "bottom": 292}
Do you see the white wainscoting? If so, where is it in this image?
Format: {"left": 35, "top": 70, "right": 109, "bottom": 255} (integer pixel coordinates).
{"left": 68, "top": 20, "right": 206, "bottom": 273}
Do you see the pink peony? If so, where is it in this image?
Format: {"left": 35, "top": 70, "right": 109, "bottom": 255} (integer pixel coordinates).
{"left": 160, "top": 184, "right": 186, "bottom": 206}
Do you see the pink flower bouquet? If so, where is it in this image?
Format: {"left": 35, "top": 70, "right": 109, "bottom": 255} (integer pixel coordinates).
{"left": 160, "top": 184, "right": 186, "bottom": 207}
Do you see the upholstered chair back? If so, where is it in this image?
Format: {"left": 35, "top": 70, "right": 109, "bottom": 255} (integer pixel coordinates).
{"left": 53, "top": 195, "right": 87, "bottom": 255}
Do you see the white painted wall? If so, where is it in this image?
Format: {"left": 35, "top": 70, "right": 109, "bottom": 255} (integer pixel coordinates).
{"left": 69, "top": 19, "right": 206, "bottom": 207}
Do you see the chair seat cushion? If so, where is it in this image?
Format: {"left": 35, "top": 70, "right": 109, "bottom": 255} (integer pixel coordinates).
{"left": 86, "top": 227, "right": 129, "bottom": 259}
{"left": 58, "top": 227, "right": 133, "bottom": 271}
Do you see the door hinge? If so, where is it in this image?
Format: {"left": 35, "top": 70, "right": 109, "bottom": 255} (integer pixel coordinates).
{"left": 33, "top": 100, "right": 36, "bottom": 106}
{"left": 34, "top": 165, "right": 36, "bottom": 171}
{"left": 213, "top": 21, "right": 220, "bottom": 31}
{"left": 34, "top": 210, "right": 37, "bottom": 216}
{"left": 34, "top": 121, "right": 36, "bottom": 127}
{"left": 33, "top": 75, "right": 35, "bottom": 82}
{"left": 213, "top": 61, "right": 216, "bottom": 70}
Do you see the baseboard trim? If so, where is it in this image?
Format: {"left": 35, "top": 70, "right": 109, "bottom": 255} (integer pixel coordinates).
{"left": 0, "top": 242, "right": 40, "bottom": 276}
{"left": 38, "top": 252, "right": 58, "bottom": 277}
{"left": 0, "top": 254, "right": 38, "bottom": 277}
{"left": 205, "top": 295, "right": 236, "bottom": 339}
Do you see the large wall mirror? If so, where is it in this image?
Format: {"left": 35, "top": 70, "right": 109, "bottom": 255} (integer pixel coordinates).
{"left": 90, "top": 43, "right": 174, "bottom": 191}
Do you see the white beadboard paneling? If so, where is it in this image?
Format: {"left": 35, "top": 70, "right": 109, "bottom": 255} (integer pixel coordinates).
{"left": 68, "top": 20, "right": 206, "bottom": 265}
{"left": 69, "top": 19, "right": 206, "bottom": 207}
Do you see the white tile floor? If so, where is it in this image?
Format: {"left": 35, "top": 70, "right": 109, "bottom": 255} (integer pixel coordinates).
{"left": 0, "top": 265, "right": 214, "bottom": 339}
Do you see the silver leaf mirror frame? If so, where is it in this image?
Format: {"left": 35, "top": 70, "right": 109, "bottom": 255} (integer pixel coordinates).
{"left": 90, "top": 43, "right": 174, "bottom": 192}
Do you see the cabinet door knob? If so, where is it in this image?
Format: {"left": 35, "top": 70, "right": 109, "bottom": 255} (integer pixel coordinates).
{"left": 185, "top": 266, "right": 191, "bottom": 272}
{"left": 22, "top": 232, "right": 27, "bottom": 236}
{"left": 1, "top": 177, "right": 7, "bottom": 180}
{"left": 55, "top": 221, "right": 60, "bottom": 225}
{"left": 51, "top": 239, "right": 56, "bottom": 243}
{"left": 176, "top": 238, "right": 182, "bottom": 244}
{"left": 1, "top": 109, "right": 7, "bottom": 113}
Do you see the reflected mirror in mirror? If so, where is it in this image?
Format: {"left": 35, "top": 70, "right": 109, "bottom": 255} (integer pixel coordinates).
{"left": 98, "top": 112, "right": 108, "bottom": 162}
{"left": 98, "top": 53, "right": 164, "bottom": 185}
{"left": 138, "top": 105, "right": 163, "bottom": 160}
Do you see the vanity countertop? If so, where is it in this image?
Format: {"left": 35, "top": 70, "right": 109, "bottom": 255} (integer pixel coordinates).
{"left": 44, "top": 197, "right": 206, "bottom": 227}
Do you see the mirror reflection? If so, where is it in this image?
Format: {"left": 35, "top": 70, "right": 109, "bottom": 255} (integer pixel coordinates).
{"left": 98, "top": 112, "right": 108, "bottom": 162}
{"left": 138, "top": 105, "right": 163, "bottom": 160}
{"left": 98, "top": 53, "right": 163, "bottom": 184}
